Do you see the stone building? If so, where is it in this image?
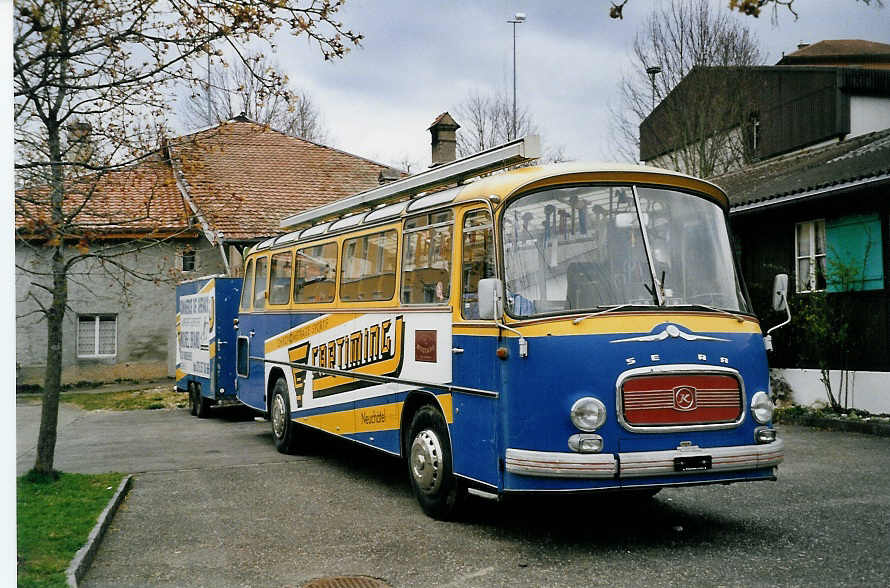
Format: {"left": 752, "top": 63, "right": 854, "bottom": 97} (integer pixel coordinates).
{"left": 15, "top": 117, "right": 397, "bottom": 385}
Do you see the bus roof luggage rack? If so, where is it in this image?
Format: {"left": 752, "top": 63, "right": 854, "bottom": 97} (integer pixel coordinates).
{"left": 279, "top": 134, "right": 542, "bottom": 230}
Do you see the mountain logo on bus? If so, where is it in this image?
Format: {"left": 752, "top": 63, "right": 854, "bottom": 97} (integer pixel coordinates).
{"left": 673, "top": 386, "right": 697, "bottom": 411}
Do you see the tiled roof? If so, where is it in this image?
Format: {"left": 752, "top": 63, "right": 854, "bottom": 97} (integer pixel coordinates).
{"left": 777, "top": 39, "right": 890, "bottom": 67}
{"left": 710, "top": 128, "right": 890, "bottom": 211}
{"left": 16, "top": 120, "right": 395, "bottom": 242}
{"left": 783, "top": 39, "right": 890, "bottom": 59}
{"left": 169, "top": 120, "right": 394, "bottom": 241}
{"left": 15, "top": 156, "right": 190, "bottom": 236}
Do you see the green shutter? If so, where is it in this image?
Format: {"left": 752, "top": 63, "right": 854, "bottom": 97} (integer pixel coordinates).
{"left": 825, "top": 213, "right": 883, "bottom": 292}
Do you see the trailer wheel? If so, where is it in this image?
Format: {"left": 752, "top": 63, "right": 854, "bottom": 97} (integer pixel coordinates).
{"left": 188, "top": 383, "right": 197, "bottom": 416}
{"left": 195, "top": 382, "right": 212, "bottom": 419}
{"left": 270, "top": 378, "right": 300, "bottom": 454}
{"left": 407, "top": 405, "right": 464, "bottom": 520}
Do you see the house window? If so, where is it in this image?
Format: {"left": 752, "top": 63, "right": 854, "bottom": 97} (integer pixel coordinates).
{"left": 795, "top": 220, "right": 826, "bottom": 292}
{"left": 77, "top": 315, "right": 117, "bottom": 357}
{"left": 795, "top": 215, "right": 884, "bottom": 294}
{"left": 181, "top": 249, "right": 196, "bottom": 272}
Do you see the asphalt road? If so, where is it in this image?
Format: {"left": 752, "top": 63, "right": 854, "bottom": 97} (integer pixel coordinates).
{"left": 16, "top": 401, "right": 890, "bottom": 587}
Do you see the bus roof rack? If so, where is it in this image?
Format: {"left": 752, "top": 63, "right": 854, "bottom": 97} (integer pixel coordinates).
{"left": 279, "top": 134, "right": 541, "bottom": 230}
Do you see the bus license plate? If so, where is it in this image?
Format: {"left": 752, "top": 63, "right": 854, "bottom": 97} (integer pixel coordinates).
{"left": 674, "top": 455, "right": 712, "bottom": 472}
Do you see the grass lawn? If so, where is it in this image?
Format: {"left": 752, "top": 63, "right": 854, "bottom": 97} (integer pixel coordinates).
{"left": 19, "top": 387, "right": 187, "bottom": 411}
{"left": 17, "top": 471, "right": 125, "bottom": 587}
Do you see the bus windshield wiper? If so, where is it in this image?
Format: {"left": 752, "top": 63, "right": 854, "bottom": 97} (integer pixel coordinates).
{"left": 572, "top": 304, "right": 654, "bottom": 325}
{"left": 676, "top": 303, "right": 746, "bottom": 323}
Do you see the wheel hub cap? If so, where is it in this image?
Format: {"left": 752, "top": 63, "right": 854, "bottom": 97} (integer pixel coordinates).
{"left": 410, "top": 429, "right": 443, "bottom": 495}
{"left": 272, "top": 394, "right": 286, "bottom": 439}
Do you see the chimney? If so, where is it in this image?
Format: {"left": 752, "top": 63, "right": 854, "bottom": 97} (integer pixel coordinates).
{"left": 428, "top": 112, "right": 460, "bottom": 166}
{"left": 797, "top": 42, "right": 810, "bottom": 51}
{"left": 66, "top": 120, "right": 94, "bottom": 164}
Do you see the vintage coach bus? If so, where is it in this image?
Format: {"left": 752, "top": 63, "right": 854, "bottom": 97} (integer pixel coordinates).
{"left": 233, "top": 136, "right": 784, "bottom": 519}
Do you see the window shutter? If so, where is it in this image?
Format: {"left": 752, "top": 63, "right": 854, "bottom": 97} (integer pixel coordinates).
{"left": 826, "top": 213, "right": 884, "bottom": 292}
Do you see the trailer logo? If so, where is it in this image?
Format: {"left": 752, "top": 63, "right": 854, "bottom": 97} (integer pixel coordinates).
{"left": 673, "top": 386, "right": 697, "bottom": 411}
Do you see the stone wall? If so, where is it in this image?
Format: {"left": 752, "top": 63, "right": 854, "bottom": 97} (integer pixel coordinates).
{"left": 15, "top": 237, "right": 227, "bottom": 386}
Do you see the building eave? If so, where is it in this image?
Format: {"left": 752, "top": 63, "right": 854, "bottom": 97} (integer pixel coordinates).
{"left": 729, "top": 172, "right": 890, "bottom": 215}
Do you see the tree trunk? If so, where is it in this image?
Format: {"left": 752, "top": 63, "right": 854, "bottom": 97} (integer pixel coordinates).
{"left": 34, "top": 250, "right": 67, "bottom": 474}
{"left": 33, "top": 120, "right": 67, "bottom": 475}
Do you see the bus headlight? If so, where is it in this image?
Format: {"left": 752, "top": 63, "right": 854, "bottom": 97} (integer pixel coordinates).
{"left": 570, "top": 397, "right": 607, "bottom": 432}
{"left": 750, "top": 391, "right": 774, "bottom": 424}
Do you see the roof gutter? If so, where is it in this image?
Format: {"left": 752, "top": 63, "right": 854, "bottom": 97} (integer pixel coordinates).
{"left": 164, "top": 139, "right": 230, "bottom": 274}
{"left": 729, "top": 172, "right": 890, "bottom": 215}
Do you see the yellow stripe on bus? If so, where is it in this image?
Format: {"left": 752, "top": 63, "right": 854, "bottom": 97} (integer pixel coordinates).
{"left": 198, "top": 279, "right": 215, "bottom": 295}
{"left": 264, "top": 313, "right": 357, "bottom": 354}
{"left": 454, "top": 314, "right": 760, "bottom": 337}
{"left": 295, "top": 394, "right": 454, "bottom": 436}
{"left": 175, "top": 369, "right": 186, "bottom": 381}
{"left": 209, "top": 341, "right": 216, "bottom": 359}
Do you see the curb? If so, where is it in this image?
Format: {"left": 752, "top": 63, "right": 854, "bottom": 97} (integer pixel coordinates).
{"left": 66, "top": 474, "right": 133, "bottom": 587}
{"left": 778, "top": 414, "right": 890, "bottom": 437}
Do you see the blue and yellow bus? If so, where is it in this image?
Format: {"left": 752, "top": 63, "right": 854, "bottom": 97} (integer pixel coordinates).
{"left": 233, "top": 137, "right": 783, "bottom": 519}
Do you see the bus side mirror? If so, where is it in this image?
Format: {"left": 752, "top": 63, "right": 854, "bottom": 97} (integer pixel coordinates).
{"left": 765, "top": 273, "right": 791, "bottom": 352}
{"left": 772, "top": 274, "right": 789, "bottom": 312}
{"left": 478, "top": 278, "right": 503, "bottom": 320}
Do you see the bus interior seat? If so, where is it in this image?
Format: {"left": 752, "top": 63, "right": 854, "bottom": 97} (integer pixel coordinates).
{"left": 567, "top": 262, "right": 617, "bottom": 309}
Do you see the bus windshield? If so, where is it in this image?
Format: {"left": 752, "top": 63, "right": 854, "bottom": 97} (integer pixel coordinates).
{"left": 502, "top": 184, "right": 750, "bottom": 318}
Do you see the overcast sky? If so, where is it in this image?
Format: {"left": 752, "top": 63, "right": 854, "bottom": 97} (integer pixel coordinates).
{"left": 179, "top": 0, "right": 890, "bottom": 170}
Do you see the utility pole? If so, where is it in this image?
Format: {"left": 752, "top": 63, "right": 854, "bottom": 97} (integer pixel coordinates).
{"left": 646, "top": 65, "right": 662, "bottom": 111}
{"left": 508, "top": 12, "right": 526, "bottom": 140}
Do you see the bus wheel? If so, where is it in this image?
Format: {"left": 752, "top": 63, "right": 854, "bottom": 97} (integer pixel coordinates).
{"left": 407, "top": 405, "right": 464, "bottom": 520}
{"left": 195, "top": 382, "right": 212, "bottom": 419}
{"left": 270, "top": 378, "right": 299, "bottom": 454}
{"left": 188, "top": 383, "right": 197, "bottom": 416}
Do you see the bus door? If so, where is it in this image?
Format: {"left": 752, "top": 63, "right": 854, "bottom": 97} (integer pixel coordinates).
{"left": 450, "top": 207, "right": 501, "bottom": 489}
{"left": 234, "top": 255, "right": 267, "bottom": 411}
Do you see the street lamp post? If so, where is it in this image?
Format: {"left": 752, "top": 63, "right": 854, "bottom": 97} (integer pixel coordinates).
{"left": 508, "top": 12, "right": 526, "bottom": 140}
{"left": 646, "top": 65, "right": 662, "bottom": 111}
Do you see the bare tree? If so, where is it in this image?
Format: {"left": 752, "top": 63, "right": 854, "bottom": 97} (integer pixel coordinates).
{"left": 452, "top": 90, "right": 568, "bottom": 163}
{"left": 454, "top": 90, "right": 535, "bottom": 158}
{"left": 14, "top": 0, "right": 361, "bottom": 476}
{"left": 610, "top": 0, "right": 764, "bottom": 177}
{"left": 180, "top": 53, "right": 329, "bottom": 143}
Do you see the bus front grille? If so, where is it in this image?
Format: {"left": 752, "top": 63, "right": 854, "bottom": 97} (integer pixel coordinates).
{"left": 620, "top": 373, "right": 742, "bottom": 427}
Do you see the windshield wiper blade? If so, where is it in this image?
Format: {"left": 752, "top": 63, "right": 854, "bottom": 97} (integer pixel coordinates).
{"left": 677, "top": 303, "right": 746, "bottom": 323}
{"left": 572, "top": 304, "right": 653, "bottom": 325}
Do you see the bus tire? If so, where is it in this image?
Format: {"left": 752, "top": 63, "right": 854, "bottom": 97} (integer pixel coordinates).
{"left": 195, "top": 382, "right": 212, "bottom": 419}
{"left": 407, "top": 405, "right": 464, "bottom": 520}
{"left": 270, "top": 378, "right": 299, "bottom": 454}
{"left": 188, "top": 383, "right": 197, "bottom": 416}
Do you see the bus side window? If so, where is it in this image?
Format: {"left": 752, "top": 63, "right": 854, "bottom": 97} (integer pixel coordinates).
{"left": 402, "top": 210, "right": 453, "bottom": 304}
{"left": 461, "top": 209, "right": 494, "bottom": 319}
{"left": 341, "top": 230, "right": 398, "bottom": 301}
{"left": 240, "top": 258, "right": 255, "bottom": 311}
{"left": 294, "top": 242, "right": 338, "bottom": 303}
{"left": 268, "top": 250, "right": 293, "bottom": 305}
{"left": 253, "top": 256, "right": 268, "bottom": 310}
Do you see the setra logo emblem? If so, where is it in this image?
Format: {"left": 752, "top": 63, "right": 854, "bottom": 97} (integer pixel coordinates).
{"left": 673, "top": 386, "right": 697, "bottom": 411}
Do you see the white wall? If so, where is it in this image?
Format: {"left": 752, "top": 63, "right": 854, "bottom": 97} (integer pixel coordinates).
{"left": 849, "top": 96, "right": 890, "bottom": 138}
{"left": 773, "top": 368, "right": 890, "bottom": 414}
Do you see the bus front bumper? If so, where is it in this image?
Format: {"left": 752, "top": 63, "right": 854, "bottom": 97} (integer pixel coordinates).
{"left": 504, "top": 439, "right": 784, "bottom": 479}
